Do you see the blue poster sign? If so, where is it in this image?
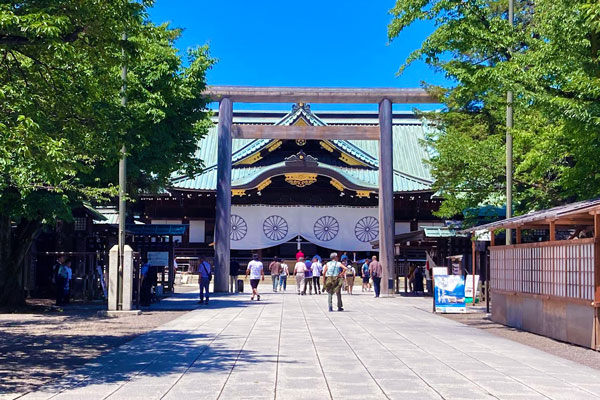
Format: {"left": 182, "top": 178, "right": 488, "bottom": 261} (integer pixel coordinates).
{"left": 434, "top": 274, "right": 466, "bottom": 313}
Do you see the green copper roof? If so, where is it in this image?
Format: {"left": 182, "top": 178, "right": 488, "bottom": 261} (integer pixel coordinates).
{"left": 171, "top": 107, "right": 434, "bottom": 193}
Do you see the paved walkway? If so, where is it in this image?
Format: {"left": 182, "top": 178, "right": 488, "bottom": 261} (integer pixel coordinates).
{"left": 16, "top": 289, "right": 600, "bottom": 400}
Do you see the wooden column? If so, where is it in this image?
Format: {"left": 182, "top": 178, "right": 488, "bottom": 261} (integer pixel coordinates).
{"left": 594, "top": 213, "right": 600, "bottom": 349}
{"left": 378, "top": 98, "right": 394, "bottom": 296}
{"left": 516, "top": 227, "right": 522, "bottom": 244}
{"left": 214, "top": 97, "right": 232, "bottom": 292}
{"left": 549, "top": 220, "right": 556, "bottom": 241}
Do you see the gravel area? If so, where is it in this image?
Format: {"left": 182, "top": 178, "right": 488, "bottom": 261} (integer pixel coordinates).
{"left": 0, "top": 299, "right": 187, "bottom": 396}
{"left": 443, "top": 311, "right": 600, "bottom": 370}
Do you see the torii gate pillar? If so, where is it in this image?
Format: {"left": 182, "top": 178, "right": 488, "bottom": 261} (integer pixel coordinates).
{"left": 378, "top": 99, "right": 395, "bottom": 296}
{"left": 214, "top": 97, "right": 232, "bottom": 292}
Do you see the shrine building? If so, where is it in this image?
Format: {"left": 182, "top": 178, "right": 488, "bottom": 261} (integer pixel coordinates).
{"left": 134, "top": 103, "right": 443, "bottom": 261}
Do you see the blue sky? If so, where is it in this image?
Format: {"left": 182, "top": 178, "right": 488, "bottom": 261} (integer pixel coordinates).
{"left": 149, "top": 1, "right": 446, "bottom": 111}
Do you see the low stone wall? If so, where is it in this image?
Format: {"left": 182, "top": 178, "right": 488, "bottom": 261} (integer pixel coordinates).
{"left": 492, "top": 291, "right": 596, "bottom": 349}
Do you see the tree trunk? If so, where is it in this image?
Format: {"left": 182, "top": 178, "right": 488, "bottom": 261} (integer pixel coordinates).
{"left": 0, "top": 215, "right": 41, "bottom": 308}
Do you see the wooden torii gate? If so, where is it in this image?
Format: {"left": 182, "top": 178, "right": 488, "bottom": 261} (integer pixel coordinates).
{"left": 206, "top": 86, "right": 437, "bottom": 295}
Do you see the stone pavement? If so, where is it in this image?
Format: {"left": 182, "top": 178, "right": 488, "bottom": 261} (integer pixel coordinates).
{"left": 15, "top": 289, "right": 600, "bottom": 400}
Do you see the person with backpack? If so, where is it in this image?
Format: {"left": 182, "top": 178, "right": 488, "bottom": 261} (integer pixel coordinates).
{"left": 361, "top": 259, "right": 371, "bottom": 292}
{"left": 198, "top": 256, "right": 212, "bottom": 305}
{"left": 323, "top": 252, "right": 347, "bottom": 312}
{"left": 279, "top": 260, "right": 289, "bottom": 291}
{"left": 303, "top": 257, "right": 313, "bottom": 295}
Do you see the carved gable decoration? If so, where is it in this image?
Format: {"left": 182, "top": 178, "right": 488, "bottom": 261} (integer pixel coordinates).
{"left": 284, "top": 150, "right": 318, "bottom": 169}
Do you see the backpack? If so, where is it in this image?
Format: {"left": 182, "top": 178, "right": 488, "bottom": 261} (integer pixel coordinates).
{"left": 57, "top": 265, "right": 69, "bottom": 280}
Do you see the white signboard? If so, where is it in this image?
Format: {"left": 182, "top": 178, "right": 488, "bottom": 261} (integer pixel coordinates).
{"left": 465, "top": 274, "right": 480, "bottom": 299}
{"left": 148, "top": 251, "right": 169, "bottom": 266}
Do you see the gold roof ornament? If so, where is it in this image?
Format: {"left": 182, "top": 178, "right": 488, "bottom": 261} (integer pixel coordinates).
{"left": 231, "top": 189, "right": 246, "bottom": 196}
{"left": 339, "top": 153, "right": 365, "bottom": 166}
{"left": 330, "top": 178, "right": 344, "bottom": 192}
{"left": 266, "top": 140, "right": 282, "bottom": 152}
{"left": 319, "top": 140, "right": 334, "bottom": 153}
{"left": 237, "top": 152, "right": 262, "bottom": 165}
{"left": 356, "top": 190, "right": 371, "bottom": 198}
{"left": 256, "top": 178, "right": 272, "bottom": 191}
{"left": 285, "top": 173, "right": 317, "bottom": 188}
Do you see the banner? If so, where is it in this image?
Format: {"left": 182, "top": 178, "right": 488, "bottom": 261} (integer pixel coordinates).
{"left": 434, "top": 269, "right": 466, "bottom": 313}
{"left": 229, "top": 205, "right": 379, "bottom": 251}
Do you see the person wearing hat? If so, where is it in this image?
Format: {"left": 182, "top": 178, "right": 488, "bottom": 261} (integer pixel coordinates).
{"left": 293, "top": 256, "right": 307, "bottom": 295}
{"left": 323, "top": 252, "right": 347, "bottom": 312}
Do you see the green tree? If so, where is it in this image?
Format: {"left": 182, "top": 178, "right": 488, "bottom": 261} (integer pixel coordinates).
{"left": 0, "top": 1, "right": 213, "bottom": 307}
{"left": 388, "top": 0, "right": 600, "bottom": 218}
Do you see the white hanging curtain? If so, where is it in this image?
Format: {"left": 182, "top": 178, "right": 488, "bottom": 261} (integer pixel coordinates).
{"left": 229, "top": 205, "right": 379, "bottom": 251}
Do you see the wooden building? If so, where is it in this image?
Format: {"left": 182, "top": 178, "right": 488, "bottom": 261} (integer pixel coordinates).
{"left": 466, "top": 199, "right": 600, "bottom": 350}
{"left": 133, "top": 104, "right": 444, "bottom": 261}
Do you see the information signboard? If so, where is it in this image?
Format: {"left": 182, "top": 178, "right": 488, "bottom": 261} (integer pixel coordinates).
{"left": 148, "top": 251, "right": 169, "bottom": 267}
{"left": 434, "top": 273, "right": 466, "bottom": 313}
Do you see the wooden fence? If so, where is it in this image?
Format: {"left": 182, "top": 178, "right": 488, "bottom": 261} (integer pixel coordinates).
{"left": 490, "top": 238, "right": 595, "bottom": 301}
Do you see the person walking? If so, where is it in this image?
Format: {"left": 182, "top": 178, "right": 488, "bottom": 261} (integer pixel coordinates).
{"left": 361, "top": 259, "right": 371, "bottom": 292}
{"left": 198, "top": 256, "right": 212, "bottom": 304}
{"left": 296, "top": 248, "right": 304, "bottom": 261}
{"left": 324, "top": 252, "right": 346, "bottom": 312}
{"left": 140, "top": 257, "right": 152, "bottom": 306}
{"left": 230, "top": 259, "right": 240, "bottom": 293}
{"left": 303, "top": 257, "right": 313, "bottom": 295}
{"left": 311, "top": 257, "right": 322, "bottom": 294}
{"left": 369, "top": 255, "right": 383, "bottom": 298}
{"left": 62, "top": 259, "right": 73, "bottom": 304}
{"left": 53, "top": 255, "right": 65, "bottom": 305}
{"left": 269, "top": 257, "right": 282, "bottom": 292}
{"left": 279, "top": 260, "right": 289, "bottom": 291}
{"left": 245, "top": 254, "right": 264, "bottom": 301}
{"left": 345, "top": 260, "right": 356, "bottom": 295}
{"left": 294, "top": 257, "right": 307, "bottom": 295}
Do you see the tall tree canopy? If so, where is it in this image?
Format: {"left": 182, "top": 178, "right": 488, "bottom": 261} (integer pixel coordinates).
{"left": 388, "top": 0, "right": 600, "bottom": 218}
{"left": 0, "top": 0, "right": 213, "bottom": 306}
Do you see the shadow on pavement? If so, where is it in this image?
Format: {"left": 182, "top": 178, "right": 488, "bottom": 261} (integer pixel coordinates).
{"left": 0, "top": 292, "right": 267, "bottom": 395}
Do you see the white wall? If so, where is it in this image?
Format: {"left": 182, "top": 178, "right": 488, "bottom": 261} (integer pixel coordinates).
{"left": 395, "top": 222, "right": 412, "bottom": 234}
{"left": 189, "top": 220, "right": 206, "bottom": 243}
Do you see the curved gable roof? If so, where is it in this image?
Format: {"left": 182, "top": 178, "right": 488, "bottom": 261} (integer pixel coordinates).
{"left": 171, "top": 106, "right": 433, "bottom": 192}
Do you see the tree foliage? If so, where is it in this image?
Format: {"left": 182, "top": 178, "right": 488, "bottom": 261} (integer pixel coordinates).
{"left": 389, "top": 0, "right": 600, "bottom": 218}
{"left": 0, "top": 0, "right": 213, "bottom": 306}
